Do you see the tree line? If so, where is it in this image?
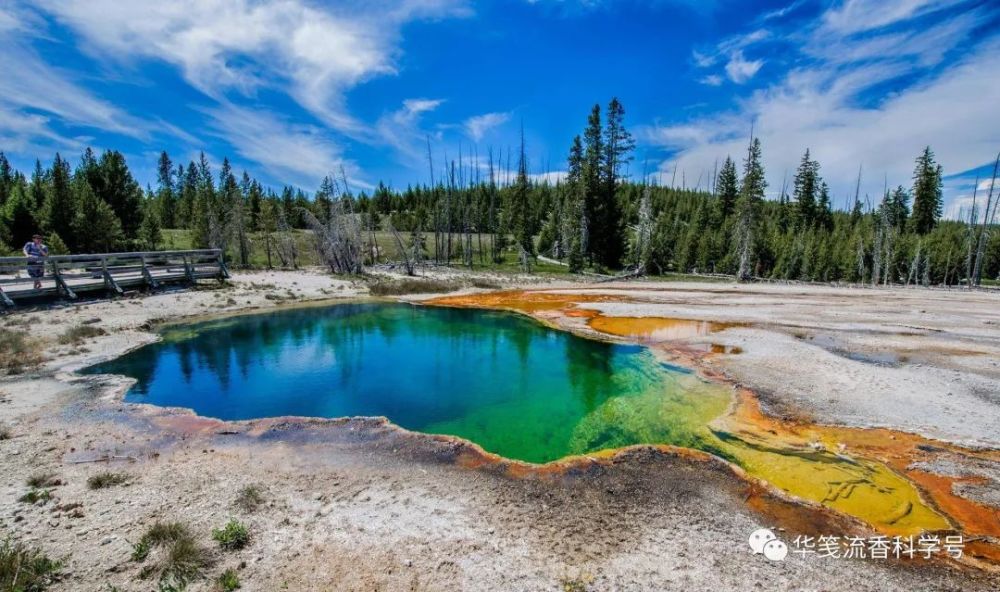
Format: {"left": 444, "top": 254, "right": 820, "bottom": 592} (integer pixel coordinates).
{"left": 1, "top": 98, "right": 998, "bottom": 285}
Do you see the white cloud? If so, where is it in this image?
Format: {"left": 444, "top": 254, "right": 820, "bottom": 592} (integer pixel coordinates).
{"left": 203, "top": 103, "right": 359, "bottom": 189}
{"left": 759, "top": 0, "right": 806, "bottom": 22}
{"left": 463, "top": 112, "right": 510, "bottom": 142}
{"left": 724, "top": 51, "right": 764, "bottom": 84}
{"left": 530, "top": 170, "right": 567, "bottom": 185}
{"left": 374, "top": 98, "right": 447, "bottom": 163}
{"left": 694, "top": 29, "right": 768, "bottom": 85}
{"left": 0, "top": 30, "right": 156, "bottom": 153}
{"left": 692, "top": 49, "right": 716, "bottom": 68}
{"left": 820, "top": 0, "right": 967, "bottom": 35}
{"left": 32, "top": 0, "right": 467, "bottom": 137}
{"left": 644, "top": 0, "right": 1000, "bottom": 217}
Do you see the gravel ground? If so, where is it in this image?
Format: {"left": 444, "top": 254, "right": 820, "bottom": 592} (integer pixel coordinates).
{"left": 1, "top": 271, "right": 998, "bottom": 591}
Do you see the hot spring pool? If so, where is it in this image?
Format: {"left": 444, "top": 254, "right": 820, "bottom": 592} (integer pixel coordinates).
{"left": 83, "top": 302, "right": 730, "bottom": 464}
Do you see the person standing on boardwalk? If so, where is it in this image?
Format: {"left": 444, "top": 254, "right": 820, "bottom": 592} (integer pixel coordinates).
{"left": 23, "top": 234, "right": 49, "bottom": 290}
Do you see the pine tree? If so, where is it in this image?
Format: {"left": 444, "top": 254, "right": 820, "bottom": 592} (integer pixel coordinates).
{"left": 178, "top": 162, "right": 196, "bottom": 228}
{"left": 793, "top": 149, "right": 819, "bottom": 228}
{"left": 215, "top": 158, "right": 240, "bottom": 252}
{"left": 43, "top": 154, "right": 76, "bottom": 247}
{"left": 598, "top": 97, "right": 634, "bottom": 268}
{"left": 3, "top": 182, "right": 38, "bottom": 248}
{"left": 247, "top": 179, "right": 263, "bottom": 231}
{"left": 582, "top": 104, "right": 603, "bottom": 265}
{"left": 315, "top": 176, "right": 336, "bottom": 223}
{"left": 29, "top": 160, "right": 46, "bottom": 213}
{"left": 883, "top": 186, "right": 910, "bottom": 231}
{"left": 156, "top": 151, "right": 177, "bottom": 229}
{"left": 139, "top": 205, "right": 162, "bottom": 250}
{"left": 734, "top": 137, "right": 766, "bottom": 281}
{"left": 816, "top": 181, "right": 833, "bottom": 231}
{"left": 716, "top": 156, "right": 738, "bottom": 220}
{"left": 0, "top": 152, "right": 12, "bottom": 209}
{"left": 510, "top": 128, "right": 534, "bottom": 258}
{"left": 191, "top": 153, "right": 214, "bottom": 248}
{"left": 911, "top": 146, "right": 942, "bottom": 234}
{"left": 95, "top": 150, "right": 143, "bottom": 239}
{"left": 564, "top": 135, "right": 586, "bottom": 272}
{"left": 74, "top": 180, "right": 124, "bottom": 253}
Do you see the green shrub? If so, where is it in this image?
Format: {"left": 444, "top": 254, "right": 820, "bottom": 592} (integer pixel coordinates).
{"left": 0, "top": 537, "right": 61, "bottom": 591}
{"left": 131, "top": 538, "right": 151, "bottom": 562}
{"left": 18, "top": 489, "right": 52, "bottom": 504}
{"left": 88, "top": 472, "right": 130, "bottom": 489}
{"left": 211, "top": 520, "right": 249, "bottom": 551}
{"left": 216, "top": 568, "right": 241, "bottom": 591}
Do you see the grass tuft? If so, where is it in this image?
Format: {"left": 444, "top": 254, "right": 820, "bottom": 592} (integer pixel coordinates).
{"left": 233, "top": 485, "right": 265, "bottom": 513}
{"left": 87, "top": 471, "right": 130, "bottom": 490}
{"left": 0, "top": 538, "right": 61, "bottom": 591}
{"left": 58, "top": 325, "right": 107, "bottom": 345}
{"left": 216, "top": 568, "right": 241, "bottom": 591}
{"left": 367, "top": 278, "right": 461, "bottom": 296}
{"left": 212, "top": 520, "right": 249, "bottom": 551}
{"left": 132, "top": 521, "right": 212, "bottom": 586}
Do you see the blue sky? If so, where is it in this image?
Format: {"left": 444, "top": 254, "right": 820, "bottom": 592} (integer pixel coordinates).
{"left": 1, "top": 0, "right": 998, "bottom": 217}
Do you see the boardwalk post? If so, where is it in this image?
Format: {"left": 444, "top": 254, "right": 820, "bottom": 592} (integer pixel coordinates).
{"left": 140, "top": 255, "right": 159, "bottom": 290}
{"left": 51, "top": 259, "right": 77, "bottom": 300}
{"left": 183, "top": 255, "right": 195, "bottom": 284}
{"left": 217, "top": 250, "right": 230, "bottom": 281}
{"left": 101, "top": 257, "right": 124, "bottom": 296}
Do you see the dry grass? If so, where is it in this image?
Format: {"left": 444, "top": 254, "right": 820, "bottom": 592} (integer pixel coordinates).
{"left": 0, "top": 328, "right": 43, "bottom": 374}
{"left": 469, "top": 277, "right": 503, "bottom": 290}
{"left": 233, "top": 485, "right": 265, "bottom": 513}
{"left": 87, "top": 471, "right": 130, "bottom": 489}
{"left": 26, "top": 472, "right": 62, "bottom": 488}
{"left": 367, "top": 277, "right": 461, "bottom": 296}
{"left": 57, "top": 324, "right": 107, "bottom": 345}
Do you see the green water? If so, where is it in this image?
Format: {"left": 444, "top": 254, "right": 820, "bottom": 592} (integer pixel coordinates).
{"left": 83, "top": 303, "right": 731, "bottom": 464}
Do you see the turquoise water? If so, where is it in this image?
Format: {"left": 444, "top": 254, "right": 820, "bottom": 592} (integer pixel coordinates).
{"left": 83, "top": 303, "right": 729, "bottom": 463}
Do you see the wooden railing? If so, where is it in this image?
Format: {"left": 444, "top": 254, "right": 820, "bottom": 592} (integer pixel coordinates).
{"left": 0, "top": 249, "right": 228, "bottom": 307}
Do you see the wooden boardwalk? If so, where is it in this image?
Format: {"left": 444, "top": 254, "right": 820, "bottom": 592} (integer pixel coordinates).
{"left": 0, "top": 249, "right": 228, "bottom": 308}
